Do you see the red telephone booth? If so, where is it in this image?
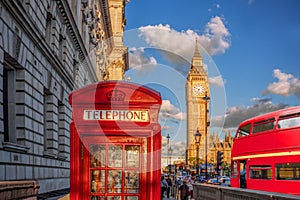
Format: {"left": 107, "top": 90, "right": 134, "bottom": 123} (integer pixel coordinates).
{"left": 69, "top": 81, "right": 162, "bottom": 200}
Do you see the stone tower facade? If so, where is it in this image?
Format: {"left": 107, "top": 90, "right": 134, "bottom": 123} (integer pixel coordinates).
{"left": 186, "top": 39, "right": 210, "bottom": 165}
{"left": 105, "top": 0, "right": 129, "bottom": 80}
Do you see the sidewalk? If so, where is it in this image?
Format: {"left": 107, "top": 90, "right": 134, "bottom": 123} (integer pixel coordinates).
{"left": 57, "top": 194, "right": 69, "bottom": 200}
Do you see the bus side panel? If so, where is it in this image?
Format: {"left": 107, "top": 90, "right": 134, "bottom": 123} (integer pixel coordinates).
{"left": 230, "top": 177, "right": 239, "bottom": 188}
{"left": 246, "top": 157, "right": 275, "bottom": 192}
{"left": 275, "top": 180, "right": 300, "bottom": 196}
{"left": 274, "top": 155, "right": 300, "bottom": 195}
{"left": 276, "top": 127, "right": 300, "bottom": 150}
{"left": 235, "top": 132, "right": 275, "bottom": 155}
{"left": 247, "top": 156, "right": 300, "bottom": 195}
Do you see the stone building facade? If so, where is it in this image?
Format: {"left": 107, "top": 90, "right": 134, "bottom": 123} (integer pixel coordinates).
{"left": 208, "top": 132, "right": 233, "bottom": 166}
{"left": 0, "top": 0, "right": 128, "bottom": 196}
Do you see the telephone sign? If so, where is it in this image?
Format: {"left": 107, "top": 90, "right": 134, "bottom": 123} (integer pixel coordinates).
{"left": 83, "top": 110, "right": 149, "bottom": 122}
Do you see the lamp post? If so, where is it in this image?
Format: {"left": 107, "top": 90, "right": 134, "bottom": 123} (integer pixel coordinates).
{"left": 166, "top": 133, "right": 170, "bottom": 167}
{"left": 169, "top": 146, "right": 173, "bottom": 173}
{"left": 195, "top": 129, "right": 202, "bottom": 176}
{"left": 203, "top": 92, "right": 210, "bottom": 179}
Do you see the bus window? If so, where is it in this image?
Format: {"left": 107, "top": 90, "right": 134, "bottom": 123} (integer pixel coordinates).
{"left": 276, "top": 163, "right": 300, "bottom": 180}
{"left": 278, "top": 112, "right": 300, "bottom": 129}
{"left": 249, "top": 165, "right": 272, "bottom": 180}
{"left": 252, "top": 118, "right": 275, "bottom": 134}
{"left": 232, "top": 161, "right": 238, "bottom": 177}
{"left": 237, "top": 124, "right": 251, "bottom": 138}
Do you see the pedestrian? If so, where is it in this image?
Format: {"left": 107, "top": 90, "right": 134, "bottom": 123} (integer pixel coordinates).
{"left": 166, "top": 175, "right": 173, "bottom": 198}
{"left": 177, "top": 177, "right": 182, "bottom": 186}
{"left": 161, "top": 176, "right": 168, "bottom": 199}
{"left": 178, "top": 180, "right": 190, "bottom": 200}
{"left": 188, "top": 177, "right": 194, "bottom": 199}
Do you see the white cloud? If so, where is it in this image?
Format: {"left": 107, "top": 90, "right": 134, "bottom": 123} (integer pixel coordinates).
{"left": 162, "top": 137, "right": 186, "bottom": 156}
{"left": 129, "top": 47, "right": 157, "bottom": 69}
{"left": 262, "top": 69, "right": 300, "bottom": 97}
{"left": 159, "top": 100, "right": 186, "bottom": 121}
{"left": 199, "top": 16, "right": 230, "bottom": 55}
{"left": 138, "top": 16, "right": 230, "bottom": 59}
{"left": 209, "top": 75, "right": 225, "bottom": 87}
{"left": 211, "top": 98, "right": 288, "bottom": 128}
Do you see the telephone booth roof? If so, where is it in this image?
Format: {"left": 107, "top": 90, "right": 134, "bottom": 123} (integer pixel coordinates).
{"left": 69, "top": 81, "right": 162, "bottom": 106}
{"left": 69, "top": 81, "right": 162, "bottom": 131}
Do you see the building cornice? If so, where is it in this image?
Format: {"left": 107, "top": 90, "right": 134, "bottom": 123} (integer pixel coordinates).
{"left": 56, "top": 0, "right": 98, "bottom": 82}
{"left": 100, "top": 0, "right": 113, "bottom": 40}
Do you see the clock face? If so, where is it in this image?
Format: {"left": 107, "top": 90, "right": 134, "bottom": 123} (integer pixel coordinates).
{"left": 193, "top": 84, "right": 205, "bottom": 95}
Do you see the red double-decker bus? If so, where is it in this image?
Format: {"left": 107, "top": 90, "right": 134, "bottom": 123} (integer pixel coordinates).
{"left": 231, "top": 106, "right": 300, "bottom": 195}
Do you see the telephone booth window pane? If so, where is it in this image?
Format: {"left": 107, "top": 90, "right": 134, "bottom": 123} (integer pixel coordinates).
{"left": 126, "top": 145, "right": 140, "bottom": 168}
{"left": 125, "top": 170, "right": 139, "bottom": 193}
{"left": 91, "top": 170, "right": 105, "bottom": 193}
{"left": 125, "top": 197, "right": 139, "bottom": 200}
{"left": 108, "top": 170, "right": 122, "bottom": 193}
{"left": 108, "top": 146, "right": 122, "bottom": 167}
{"left": 90, "top": 145, "right": 106, "bottom": 167}
{"left": 91, "top": 196, "right": 105, "bottom": 200}
{"left": 107, "top": 197, "right": 121, "bottom": 200}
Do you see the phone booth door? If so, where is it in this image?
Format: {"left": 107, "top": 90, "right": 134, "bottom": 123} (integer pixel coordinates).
{"left": 83, "top": 136, "right": 147, "bottom": 200}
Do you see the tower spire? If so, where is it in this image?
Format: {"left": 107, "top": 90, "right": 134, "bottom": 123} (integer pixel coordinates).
{"left": 191, "top": 37, "right": 203, "bottom": 69}
{"left": 193, "top": 37, "right": 202, "bottom": 58}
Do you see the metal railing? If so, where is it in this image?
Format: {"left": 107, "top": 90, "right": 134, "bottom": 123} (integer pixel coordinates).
{"left": 193, "top": 184, "right": 300, "bottom": 200}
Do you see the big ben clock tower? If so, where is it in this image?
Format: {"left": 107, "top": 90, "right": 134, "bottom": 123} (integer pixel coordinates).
{"left": 186, "top": 39, "right": 210, "bottom": 165}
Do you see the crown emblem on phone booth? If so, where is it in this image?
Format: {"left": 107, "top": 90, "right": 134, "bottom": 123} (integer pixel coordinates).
{"left": 106, "top": 90, "right": 126, "bottom": 101}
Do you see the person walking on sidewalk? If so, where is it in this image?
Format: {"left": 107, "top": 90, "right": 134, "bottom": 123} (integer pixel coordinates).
{"left": 161, "top": 176, "right": 168, "bottom": 200}
{"left": 178, "top": 180, "right": 190, "bottom": 200}
{"left": 166, "top": 175, "right": 173, "bottom": 198}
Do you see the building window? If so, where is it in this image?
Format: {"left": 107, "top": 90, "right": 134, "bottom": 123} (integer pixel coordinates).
{"left": 276, "top": 163, "right": 300, "bottom": 180}
{"left": 3, "top": 64, "right": 16, "bottom": 143}
{"left": 2, "top": 58, "right": 30, "bottom": 152}
{"left": 249, "top": 165, "right": 272, "bottom": 180}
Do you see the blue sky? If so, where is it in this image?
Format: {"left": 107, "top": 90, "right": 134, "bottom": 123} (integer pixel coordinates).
{"left": 122, "top": 0, "right": 300, "bottom": 154}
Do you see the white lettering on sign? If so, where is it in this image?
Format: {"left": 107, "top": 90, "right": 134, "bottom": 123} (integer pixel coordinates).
{"left": 83, "top": 110, "right": 149, "bottom": 122}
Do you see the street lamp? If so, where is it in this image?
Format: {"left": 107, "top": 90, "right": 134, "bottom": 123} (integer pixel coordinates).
{"left": 166, "top": 133, "right": 170, "bottom": 166}
{"left": 203, "top": 92, "right": 210, "bottom": 179}
{"left": 169, "top": 146, "right": 173, "bottom": 173}
{"left": 195, "top": 129, "right": 202, "bottom": 176}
